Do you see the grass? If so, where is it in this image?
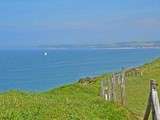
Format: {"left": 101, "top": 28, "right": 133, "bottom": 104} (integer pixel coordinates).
{"left": 1, "top": 58, "right": 160, "bottom": 119}
{"left": 0, "top": 78, "right": 135, "bottom": 120}
{"left": 125, "top": 58, "right": 160, "bottom": 118}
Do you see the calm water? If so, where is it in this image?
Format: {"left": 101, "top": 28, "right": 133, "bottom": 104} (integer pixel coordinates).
{"left": 0, "top": 48, "right": 159, "bottom": 92}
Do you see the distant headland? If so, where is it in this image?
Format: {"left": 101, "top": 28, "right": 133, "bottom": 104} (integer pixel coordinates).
{"left": 38, "top": 41, "right": 160, "bottom": 49}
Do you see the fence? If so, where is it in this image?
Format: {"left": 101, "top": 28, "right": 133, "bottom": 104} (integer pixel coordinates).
{"left": 100, "top": 68, "right": 160, "bottom": 119}
{"left": 143, "top": 80, "right": 160, "bottom": 120}
{"left": 100, "top": 69, "right": 126, "bottom": 105}
{"left": 100, "top": 67, "right": 143, "bottom": 105}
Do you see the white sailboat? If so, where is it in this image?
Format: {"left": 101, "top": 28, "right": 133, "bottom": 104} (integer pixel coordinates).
{"left": 44, "top": 52, "right": 48, "bottom": 56}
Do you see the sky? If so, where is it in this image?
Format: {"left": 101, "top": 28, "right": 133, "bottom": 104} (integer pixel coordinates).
{"left": 0, "top": 0, "right": 160, "bottom": 48}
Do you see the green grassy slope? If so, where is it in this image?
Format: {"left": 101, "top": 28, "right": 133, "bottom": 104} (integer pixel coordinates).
{"left": 126, "top": 58, "right": 160, "bottom": 118}
{"left": 0, "top": 79, "right": 135, "bottom": 120}
{"left": 1, "top": 58, "right": 160, "bottom": 120}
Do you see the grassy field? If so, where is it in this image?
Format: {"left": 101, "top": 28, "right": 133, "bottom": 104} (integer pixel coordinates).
{"left": 0, "top": 79, "right": 134, "bottom": 120}
{"left": 125, "top": 58, "right": 160, "bottom": 118}
{"left": 1, "top": 58, "right": 160, "bottom": 120}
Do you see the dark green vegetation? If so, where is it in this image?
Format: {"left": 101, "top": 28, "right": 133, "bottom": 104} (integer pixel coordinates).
{"left": 1, "top": 58, "right": 160, "bottom": 120}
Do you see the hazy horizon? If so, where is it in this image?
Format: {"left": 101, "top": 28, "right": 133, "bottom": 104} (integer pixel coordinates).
{"left": 0, "top": 0, "right": 160, "bottom": 48}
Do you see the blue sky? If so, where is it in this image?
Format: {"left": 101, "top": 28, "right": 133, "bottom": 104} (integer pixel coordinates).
{"left": 0, "top": 0, "right": 160, "bottom": 48}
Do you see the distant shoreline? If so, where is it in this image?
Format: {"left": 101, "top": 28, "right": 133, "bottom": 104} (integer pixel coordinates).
{"left": 39, "top": 47, "right": 160, "bottom": 50}
{"left": 1, "top": 47, "right": 160, "bottom": 50}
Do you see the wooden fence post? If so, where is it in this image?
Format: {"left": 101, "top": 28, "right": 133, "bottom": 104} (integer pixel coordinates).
{"left": 143, "top": 81, "right": 152, "bottom": 120}
{"left": 110, "top": 74, "right": 116, "bottom": 101}
{"left": 120, "top": 68, "right": 126, "bottom": 105}
{"left": 107, "top": 77, "right": 111, "bottom": 101}
{"left": 143, "top": 80, "right": 160, "bottom": 120}
{"left": 100, "top": 69, "right": 127, "bottom": 105}
{"left": 100, "top": 79, "right": 110, "bottom": 101}
{"left": 151, "top": 80, "right": 160, "bottom": 120}
{"left": 100, "top": 80, "right": 104, "bottom": 98}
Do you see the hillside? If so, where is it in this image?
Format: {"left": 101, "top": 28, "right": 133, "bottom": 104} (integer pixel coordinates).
{"left": 0, "top": 80, "right": 134, "bottom": 120}
{"left": 126, "top": 58, "right": 160, "bottom": 117}
{"left": 1, "top": 58, "right": 160, "bottom": 119}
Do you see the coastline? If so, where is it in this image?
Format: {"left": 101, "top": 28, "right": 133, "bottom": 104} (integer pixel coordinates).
{"left": 0, "top": 58, "right": 160, "bottom": 119}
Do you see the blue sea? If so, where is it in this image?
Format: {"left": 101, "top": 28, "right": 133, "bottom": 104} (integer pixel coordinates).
{"left": 0, "top": 48, "right": 159, "bottom": 92}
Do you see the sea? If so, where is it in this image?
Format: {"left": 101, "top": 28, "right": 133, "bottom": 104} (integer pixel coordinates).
{"left": 0, "top": 48, "right": 159, "bottom": 92}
